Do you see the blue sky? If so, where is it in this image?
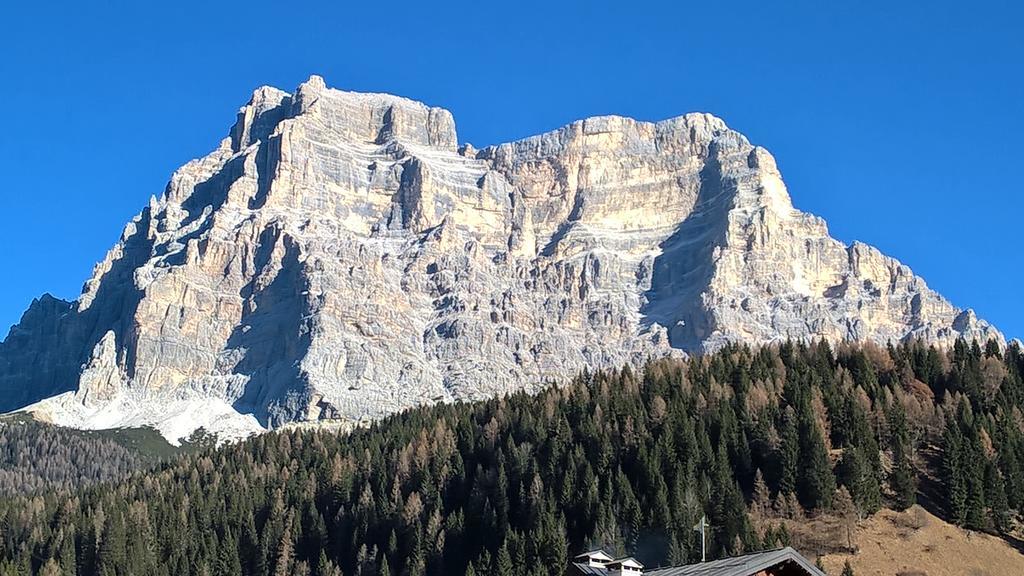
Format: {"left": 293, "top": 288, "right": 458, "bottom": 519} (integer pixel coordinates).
{"left": 0, "top": 1, "right": 1021, "bottom": 339}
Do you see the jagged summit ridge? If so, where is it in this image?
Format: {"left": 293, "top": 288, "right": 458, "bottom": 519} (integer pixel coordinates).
{"left": 0, "top": 75, "right": 1002, "bottom": 442}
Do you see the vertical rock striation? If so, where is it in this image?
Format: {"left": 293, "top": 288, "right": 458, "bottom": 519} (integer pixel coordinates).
{"left": 0, "top": 76, "right": 1003, "bottom": 442}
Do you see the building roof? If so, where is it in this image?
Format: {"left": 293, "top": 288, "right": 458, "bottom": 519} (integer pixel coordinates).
{"left": 575, "top": 549, "right": 614, "bottom": 561}
{"left": 606, "top": 557, "right": 644, "bottom": 569}
{"left": 644, "top": 547, "right": 825, "bottom": 576}
{"left": 572, "top": 562, "right": 611, "bottom": 576}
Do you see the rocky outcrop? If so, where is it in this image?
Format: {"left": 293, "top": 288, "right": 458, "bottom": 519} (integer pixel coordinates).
{"left": 0, "top": 76, "right": 1003, "bottom": 442}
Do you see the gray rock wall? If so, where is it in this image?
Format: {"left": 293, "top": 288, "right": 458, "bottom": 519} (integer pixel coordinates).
{"left": 0, "top": 76, "right": 1003, "bottom": 441}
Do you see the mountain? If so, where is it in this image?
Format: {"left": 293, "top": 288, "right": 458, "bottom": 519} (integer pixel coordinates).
{"left": 0, "top": 76, "right": 1002, "bottom": 443}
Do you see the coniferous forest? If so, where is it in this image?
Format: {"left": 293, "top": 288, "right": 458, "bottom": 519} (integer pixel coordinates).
{"left": 0, "top": 339, "right": 1022, "bottom": 576}
{"left": 0, "top": 419, "right": 149, "bottom": 495}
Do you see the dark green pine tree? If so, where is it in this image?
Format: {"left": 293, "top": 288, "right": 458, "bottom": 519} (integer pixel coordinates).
{"left": 797, "top": 403, "right": 835, "bottom": 510}
{"left": 97, "top": 513, "right": 128, "bottom": 576}
{"left": 860, "top": 454, "right": 882, "bottom": 514}
{"left": 667, "top": 532, "right": 688, "bottom": 567}
{"left": 964, "top": 437, "right": 988, "bottom": 531}
{"left": 984, "top": 339, "right": 1002, "bottom": 359}
{"left": 887, "top": 402, "right": 916, "bottom": 510}
{"left": 494, "top": 541, "right": 514, "bottom": 576}
{"left": 985, "top": 461, "right": 1010, "bottom": 533}
{"left": 216, "top": 529, "right": 243, "bottom": 576}
{"left": 943, "top": 421, "right": 968, "bottom": 524}
{"left": 995, "top": 419, "right": 1024, "bottom": 511}
{"left": 780, "top": 407, "right": 800, "bottom": 496}
{"left": 710, "top": 444, "right": 753, "bottom": 555}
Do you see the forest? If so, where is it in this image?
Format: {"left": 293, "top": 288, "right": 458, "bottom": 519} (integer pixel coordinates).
{"left": 0, "top": 417, "right": 152, "bottom": 495}
{"left": 0, "top": 338, "right": 1021, "bottom": 576}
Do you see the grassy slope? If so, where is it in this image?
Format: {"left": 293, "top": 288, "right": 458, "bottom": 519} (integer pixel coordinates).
{"left": 820, "top": 506, "right": 1024, "bottom": 576}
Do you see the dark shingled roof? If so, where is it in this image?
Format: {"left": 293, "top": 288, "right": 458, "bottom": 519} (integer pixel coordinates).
{"left": 570, "top": 548, "right": 824, "bottom": 576}
{"left": 571, "top": 563, "right": 610, "bottom": 576}
{"left": 644, "top": 548, "right": 825, "bottom": 576}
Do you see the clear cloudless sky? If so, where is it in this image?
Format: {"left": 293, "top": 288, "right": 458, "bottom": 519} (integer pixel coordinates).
{"left": 0, "top": 1, "right": 1021, "bottom": 338}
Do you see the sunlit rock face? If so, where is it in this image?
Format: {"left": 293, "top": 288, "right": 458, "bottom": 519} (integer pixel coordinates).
{"left": 0, "top": 76, "right": 1002, "bottom": 442}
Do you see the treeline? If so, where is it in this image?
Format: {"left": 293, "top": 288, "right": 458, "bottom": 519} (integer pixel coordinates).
{"left": 0, "top": 339, "right": 1021, "bottom": 576}
{"left": 939, "top": 340, "right": 1024, "bottom": 532}
{"left": 0, "top": 418, "right": 151, "bottom": 495}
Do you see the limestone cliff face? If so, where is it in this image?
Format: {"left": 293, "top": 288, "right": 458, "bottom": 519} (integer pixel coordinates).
{"left": 0, "top": 76, "right": 1002, "bottom": 442}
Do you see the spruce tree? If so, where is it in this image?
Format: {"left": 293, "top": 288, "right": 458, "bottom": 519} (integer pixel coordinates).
{"left": 798, "top": 402, "right": 835, "bottom": 510}
{"left": 943, "top": 422, "right": 968, "bottom": 524}
{"left": 494, "top": 541, "right": 514, "bottom": 576}
{"left": 780, "top": 408, "right": 800, "bottom": 496}
{"left": 985, "top": 461, "right": 1010, "bottom": 533}
{"left": 964, "top": 452, "right": 988, "bottom": 530}
{"left": 887, "top": 402, "right": 916, "bottom": 510}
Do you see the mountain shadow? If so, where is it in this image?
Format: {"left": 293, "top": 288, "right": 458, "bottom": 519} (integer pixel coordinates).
{"left": 227, "top": 228, "right": 313, "bottom": 427}
{"left": 640, "top": 146, "right": 736, "bottom": 352}
{"left": 0, "top": 207, "right": 153, "bottom": 410}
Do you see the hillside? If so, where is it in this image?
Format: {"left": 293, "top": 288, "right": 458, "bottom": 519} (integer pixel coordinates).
{"left": 0, "top": 414, "right": 195, "bottom": 495}
{"left": 0, "top": 340, "right": 1021, "bottom": 575}
{"left": 0, "top": 75, "right": 1002, "bottom": 443}
{"left": 821, "top": 506, "right": 1024, "bottom": 576}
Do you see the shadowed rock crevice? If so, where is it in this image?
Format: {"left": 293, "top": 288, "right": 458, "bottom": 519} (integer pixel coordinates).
{"left": 248, "top": 134, "right": 282, "bottom": 211}
{"left": 641, "top": 149, "right": 734, "bottom": 352}
{"left": 179, "top": 154, "right": 248, "bottom": 230}
{"left": 230, "top": 91, "right": 292, "bottom": 153}
{"left": 226, "top": 231, "right": 313, "bottom": 427}
{"left": 539, "top": 184, "right": 587, "bottom": 258}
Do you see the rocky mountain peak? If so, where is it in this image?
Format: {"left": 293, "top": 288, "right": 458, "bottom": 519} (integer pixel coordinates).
{"left": 0, "top": 76, "right": 1003, "bottom": 443}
